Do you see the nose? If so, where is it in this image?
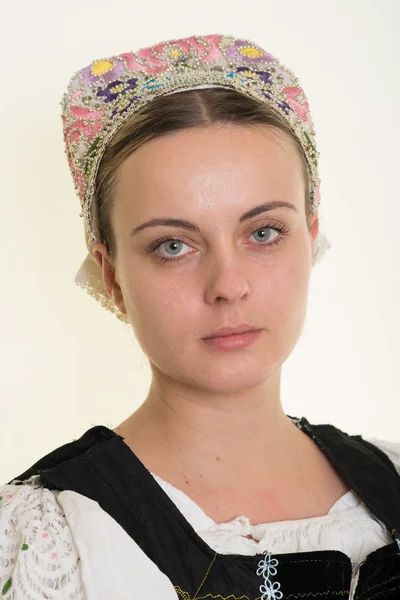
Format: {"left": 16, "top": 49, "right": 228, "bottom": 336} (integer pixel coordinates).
{"left": 203, "top": 251, "right": 251, "bottom": 305}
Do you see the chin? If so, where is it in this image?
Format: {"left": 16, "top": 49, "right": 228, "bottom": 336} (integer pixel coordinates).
{"left": 179, "top": 355, "right": 275, "bottom": 392}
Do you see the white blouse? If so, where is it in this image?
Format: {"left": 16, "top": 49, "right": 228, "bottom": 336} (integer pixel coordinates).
{"left": 1, "top": 435, "right": 399, "bottom": 600}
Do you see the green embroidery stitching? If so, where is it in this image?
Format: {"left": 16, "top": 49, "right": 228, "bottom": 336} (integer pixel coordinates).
{"left": 21, "top": 536, "right": 28, "bottom": 551}
{"left": 84, "top": 137, "right": 102, "bottom": 176}
{"left": 303, "top": 131, "right": 318, "bottom": 167}
{"left": 2, "top": 577, "right": 12, "bottom": 596}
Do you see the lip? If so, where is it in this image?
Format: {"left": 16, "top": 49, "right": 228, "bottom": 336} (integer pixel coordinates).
{"left": 203, "top": 324, "right": 259, "bottom": 339}
{"left": 203, "top": 329, "right": 261, "bottom": 351}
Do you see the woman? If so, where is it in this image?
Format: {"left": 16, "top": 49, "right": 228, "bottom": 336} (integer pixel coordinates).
{"left": 1, "top": 33, "right": 400, "bottom": 600}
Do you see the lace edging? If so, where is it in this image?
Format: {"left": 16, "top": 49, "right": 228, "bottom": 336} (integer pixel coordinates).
{"left": 0, "top": 482, "right": 86, "bottom": 598}
{"left": 74, "top": 271, "right": 130, "bottom": 324}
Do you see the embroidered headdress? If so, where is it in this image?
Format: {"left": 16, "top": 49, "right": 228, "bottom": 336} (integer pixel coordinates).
{"left": 61, "top": 33, "right": 330, "bottom": 323}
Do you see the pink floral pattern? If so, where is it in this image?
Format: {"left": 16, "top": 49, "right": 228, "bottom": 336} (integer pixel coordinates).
{"left": 62, "top": 33, "right": 321, "bottom": 244}
{"left": 119, "top": 35, "right": 225, "bottom": 76}
{"left": 188, "top": 34, "right": 224, "bottom": 63}
{"left": 283, "top": 86, "right": 309, "bottom": 121}
{"left": 64, "top": 105, "right": 106, "bottom": 193}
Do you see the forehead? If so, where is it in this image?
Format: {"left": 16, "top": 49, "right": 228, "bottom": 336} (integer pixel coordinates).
{"left": 115, "top": 124, "right": 305, "bottom": 215}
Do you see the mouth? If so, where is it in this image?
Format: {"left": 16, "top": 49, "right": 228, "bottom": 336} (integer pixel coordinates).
{"left": 203, "top": 325, "right": 260, "bottom": 339}
{"left": 202, "top": 329, "right": 261, "bottom": 351}
{"left": 209, "top": 329, "right": 258, "bottom": 338}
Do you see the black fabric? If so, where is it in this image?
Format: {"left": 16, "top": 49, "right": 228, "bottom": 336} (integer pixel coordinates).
{"left": 10, "top": 416, "right": 400, "bottom": 600}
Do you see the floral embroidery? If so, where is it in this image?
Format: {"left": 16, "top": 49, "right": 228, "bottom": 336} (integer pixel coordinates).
{"left": 97, "top": 77, "right": 138, "bottom": 103}
{"left": 236, "top": 66, "right": 274, "bottom": 86}
{"left": 111, "top": 95, "right": 139, "bottom": 118}
{"left": 64, "top": 107, "right": 105, "bottom": 146}
{"left": 256, "top": 551, "right": 283, "bottom": 600}
{"left": 302, "top": 131, "right": 318, "bottom": 168}
{"left": 227, "top": 40, "right": 275, "bottom": 63}
{"left": 80, "top": 58, "right": 125, "bottom": 85}
{"left": 277, "top": 100, "right": 293, "bottom": 115}
{"left": 61, "top": 33, "right": 321, "bottom": 247}
{"left": 1, "top": 578, "right": 12, "bottom": 596}
{"left": 283, "top": 86, "right": 309, "bottom": 121}
{"left": 120, "top": 50, "right": 168, "bottom": 76}
{"left": 72, "top": 89, "right": 84, "bottom": 100}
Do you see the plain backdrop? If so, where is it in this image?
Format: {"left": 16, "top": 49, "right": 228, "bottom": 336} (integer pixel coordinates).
{"left": 1, "top": 0, "right": 399, "bottom": 482}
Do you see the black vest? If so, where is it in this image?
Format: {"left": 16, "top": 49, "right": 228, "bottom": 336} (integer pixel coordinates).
{"left": 10, "top": 416, "right": 400, "bottom": 600}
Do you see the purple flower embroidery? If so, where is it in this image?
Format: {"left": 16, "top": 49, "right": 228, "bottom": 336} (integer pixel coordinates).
{"left": 227, "top": 40, "right": 275, "bottom": 63}
{"left": 256, "top": 70, "right": 273, "bottom": 85}
{"left": 277, "top": 100, "right": 293, "bottom": 115}
{"left": 235, "top": 67, "right": 276, "bottom": 102}
{"left": 80, "top": 58, "right": 125, "bottom": 85}
{"left": 261, "top": 89, "right": 273, "bottom": 101}
{"left": 236, "top": 66, "right": 274, "bottom": 87}
{"left": 97, "top": 78, "right": 138, "bottom": 103}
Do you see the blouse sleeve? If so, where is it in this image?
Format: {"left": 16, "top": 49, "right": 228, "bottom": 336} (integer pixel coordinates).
{"left": 0, "top": 476, "right": 178, "bottom": 599}
{"left": 0, "top": 476, "right": 86, "bottom": 599}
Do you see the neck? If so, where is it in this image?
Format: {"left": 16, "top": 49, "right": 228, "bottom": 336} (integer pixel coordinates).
{"left": 115, "top": 370, "right": 305, "bottom": 481}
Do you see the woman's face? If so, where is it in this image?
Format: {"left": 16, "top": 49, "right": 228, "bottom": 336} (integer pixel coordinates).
{"left": 96, "top": 124, "right": 319, "bottom": 393}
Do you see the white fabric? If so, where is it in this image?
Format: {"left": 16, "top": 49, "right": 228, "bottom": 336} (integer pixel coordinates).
{"left": 1, "top": 436, "right": 399, "bottom": 599}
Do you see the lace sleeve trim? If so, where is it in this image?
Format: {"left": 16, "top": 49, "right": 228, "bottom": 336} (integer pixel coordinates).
{"left": 0, "top": 480, "right": 86, "bottom": 599}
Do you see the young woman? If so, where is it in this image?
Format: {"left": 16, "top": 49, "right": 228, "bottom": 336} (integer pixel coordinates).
{"left": 1, "top": 33, "right": 400, "bottom": 600}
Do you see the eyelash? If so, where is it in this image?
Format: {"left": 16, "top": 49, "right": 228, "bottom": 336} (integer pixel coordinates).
{"left": 145, "top": 221, "right": 289, "bottom": 264}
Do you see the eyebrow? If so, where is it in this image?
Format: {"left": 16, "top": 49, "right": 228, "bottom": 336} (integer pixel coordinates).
{"left": 130, "top": 200, "right": 298, "bottom": 237}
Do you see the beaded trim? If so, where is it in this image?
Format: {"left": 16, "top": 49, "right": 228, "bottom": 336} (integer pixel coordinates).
{"left": 61, "top": 33, "right": 321, "bottom": 248}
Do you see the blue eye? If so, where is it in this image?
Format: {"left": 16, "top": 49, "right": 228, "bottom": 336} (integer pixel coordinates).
{"left": 251, "top": 226, "right": 280, "bottom": 243}
{"left": 146, "top": 222, "right": 289, "bottom": 264}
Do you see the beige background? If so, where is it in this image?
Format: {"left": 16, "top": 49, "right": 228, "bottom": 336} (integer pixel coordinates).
{"left": 1, "top": 0, "right": 399, "bottom": 482}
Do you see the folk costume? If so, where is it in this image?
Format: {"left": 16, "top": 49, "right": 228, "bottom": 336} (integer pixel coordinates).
{"left": 1, "top": 34, "right": 395, "bottom": 600}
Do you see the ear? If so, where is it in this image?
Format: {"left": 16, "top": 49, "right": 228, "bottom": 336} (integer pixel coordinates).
{"left": 91, "top": 243, "right": 127, "bottom": 316}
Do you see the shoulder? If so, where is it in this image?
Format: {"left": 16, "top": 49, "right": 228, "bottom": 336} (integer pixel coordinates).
{"left": 0, "top": 475, "right": 179, "bottom": 599}
{"left": 0, "top": 475, "right": 85, "bottom": 599}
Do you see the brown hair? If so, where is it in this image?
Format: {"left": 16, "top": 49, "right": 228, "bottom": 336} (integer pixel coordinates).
{"left": 94, "top": 87, "right": 312, "bottom": 260}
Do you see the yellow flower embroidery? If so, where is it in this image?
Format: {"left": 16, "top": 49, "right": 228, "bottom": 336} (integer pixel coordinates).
{"left": 91, "top": 60, "right": 114, "bottom": 76}
{"left": 241, "top": 70, "right": 258, "bottom": 79}
{"left": 238, "top": 47, "right": 263, "bottom": 58}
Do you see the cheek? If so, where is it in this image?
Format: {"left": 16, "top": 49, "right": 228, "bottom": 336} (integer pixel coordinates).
{"left": 118, "top": 242, "right": 311, "bottom": 361}
{"left": 120, "top": 263, "right": 197, "bottom": 349}
{"left": 264, "top": 255, "right": 311, "bottom": 346}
